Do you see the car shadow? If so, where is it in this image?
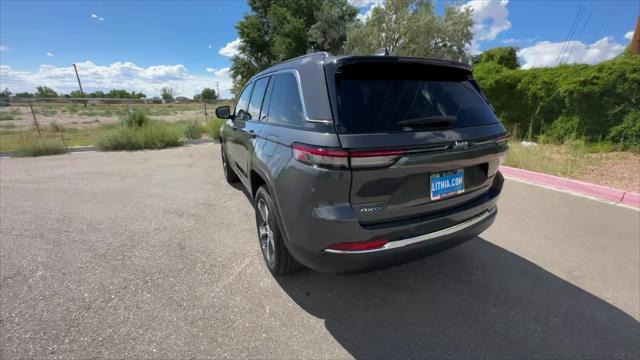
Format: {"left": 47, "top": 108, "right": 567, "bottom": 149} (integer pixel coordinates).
{"left": 275, "top": 237, "right": 640, "bottom": 359}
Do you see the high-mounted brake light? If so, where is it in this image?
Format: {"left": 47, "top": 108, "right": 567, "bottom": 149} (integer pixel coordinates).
{"left": 326, "top": 239, "right": 389, "bottom": 252}
{"left": 292, "top": 144, "right": 405, "bottom": 169}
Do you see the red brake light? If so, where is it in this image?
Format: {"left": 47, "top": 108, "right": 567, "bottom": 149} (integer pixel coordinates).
{"left": 292, "top": 143, "right": 349, "bottom": 168}
{"left": 326, "top": 239, "right": 389, "bottom": 252}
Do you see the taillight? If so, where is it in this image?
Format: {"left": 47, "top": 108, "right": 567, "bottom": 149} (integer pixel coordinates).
{"left": 292, "top": 143, "right": 349, "bottom": 169}
{"left": 496, "top": 134, "right": 509, "bottom": 149}
{"left": 292, "top": 143, "right": 405, "bottom": 169}
{"left": 326, "top": 239, "right": 388, "bottom": 252}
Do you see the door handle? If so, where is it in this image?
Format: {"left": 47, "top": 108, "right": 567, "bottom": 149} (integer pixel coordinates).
{"left": 247, "top": 130, "right": 257, "bottom": 138}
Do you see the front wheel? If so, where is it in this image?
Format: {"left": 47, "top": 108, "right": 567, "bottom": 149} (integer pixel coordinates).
{"left": 254, "top": 186, "right": 301, "bottom": 275}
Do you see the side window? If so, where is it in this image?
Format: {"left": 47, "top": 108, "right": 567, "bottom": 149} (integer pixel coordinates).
{"left": 235, "top": 82, "right": 254, "bottom": 121}
{"left": 246, "top": 77, "right": 270, "bottom": 121}
{"left": 266, "top": 73, "right": 305, "bottom": 126}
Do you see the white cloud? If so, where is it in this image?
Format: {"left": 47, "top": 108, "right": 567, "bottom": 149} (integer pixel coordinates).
{"left": 349, "top": 0, "right": 384, "bottom": 8}
{"left": 357, "top": 2, "right": 382, "bottom": 22}
{"left": 46, "top": 52, "right": 54, "bottom": 57}
{"left": 0, "top": 45, "right": 8, "bottom": 52}
{"left": 461, "top": 0, "right": 511, "bottom": 54}
{"left": 624, "top": 30, "right": 634, "bottom": 40}
{"left": 518, "top": 36, "right": 625, "bottom": 69}
{"left": 0, "top": 61, "right": 234, "bottom": 98}
{"left": 208, "top": 44, "right": 212, "bottom": 49}
{"left": 91, "top": 14, "right": 98, "bottom": 18}
{"left": 206, "top": 67, "right": 230, "bottom": 77}
{"left": 218, "top": 38, "right": 242, "bottom": 57}
{"left": 91, "top": 13, "right": 104, "bottom": 21}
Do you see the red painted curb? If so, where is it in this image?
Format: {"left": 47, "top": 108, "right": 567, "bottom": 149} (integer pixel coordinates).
{"left": 500, "top": 166, "right": 639, "bottom": 208}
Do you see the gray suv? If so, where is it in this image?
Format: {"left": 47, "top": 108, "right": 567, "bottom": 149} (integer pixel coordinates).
{"left": 216, "top": 52, "right": 508, "bottom": 274}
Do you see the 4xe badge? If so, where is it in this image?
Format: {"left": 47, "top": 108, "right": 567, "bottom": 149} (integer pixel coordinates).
{"left": 450, "top": 141, "right": 469, "bottom": 150}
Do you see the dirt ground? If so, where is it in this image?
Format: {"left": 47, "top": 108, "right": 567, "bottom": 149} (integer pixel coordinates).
{"left": 0, "top": 103, "right": 216, "bottom": 129}
{"left": 579, "top": 152, "right": 640, "bottom": 193}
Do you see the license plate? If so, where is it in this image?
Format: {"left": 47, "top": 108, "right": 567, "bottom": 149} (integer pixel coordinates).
{"left": 430, "top": 170, "right": 464, "bottom": 200}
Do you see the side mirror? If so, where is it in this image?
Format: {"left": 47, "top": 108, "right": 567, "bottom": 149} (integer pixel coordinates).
{"left": 215, "top": 105, "right": 231, "bottom": 119}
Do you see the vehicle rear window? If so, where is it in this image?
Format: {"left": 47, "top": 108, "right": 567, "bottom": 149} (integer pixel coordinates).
{"left": 334, "top": 67, "right": 498, "bottom": 133}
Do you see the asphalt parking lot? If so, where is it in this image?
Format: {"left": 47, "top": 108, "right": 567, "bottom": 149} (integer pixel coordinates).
{"left": 1, "top": 143, "right": 639, "bottom": 359}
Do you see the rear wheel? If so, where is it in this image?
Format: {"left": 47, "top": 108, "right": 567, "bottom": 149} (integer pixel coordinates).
{"left": 221, "top": 145, "right": 238, "bottom": 184}
{"left": 254, "top": 186, "right": 301, "bottom": 275}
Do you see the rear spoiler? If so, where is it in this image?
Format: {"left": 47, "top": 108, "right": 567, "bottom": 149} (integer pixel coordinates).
{"left": 325, "top": 55, "right": 472, "bottom": 73}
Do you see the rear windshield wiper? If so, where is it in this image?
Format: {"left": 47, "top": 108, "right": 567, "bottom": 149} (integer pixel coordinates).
{"left": 397, "top": 115, "right": 457, "bottom": 127}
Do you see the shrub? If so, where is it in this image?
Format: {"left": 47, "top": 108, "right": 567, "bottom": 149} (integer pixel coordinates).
{"left": 96, "top": 122, "right": 182, "bottom": 151}
{"left": 539, "top": 115, "right": 582, "bottom": 144}
{"left": 608, "top": 111, "right": 640, "bottom": 147}
{"left": 16, "top": 138, "right": 66, "bottom": 157}
{"left": 122, "top": 110, "right": 149, "bottom": 128}
{"left": 206, "top": 118, "right": 225, "bottom": 140}
{"left": 184, "top": 121, "right": 205, "bottom": 139}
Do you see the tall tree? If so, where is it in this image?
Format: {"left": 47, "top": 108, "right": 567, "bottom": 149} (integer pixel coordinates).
{"left": 230, "top": 0, "right": 358, "bottom": 96}
{"left": 35, "top": 86, "right": 58, "bottom": 98}
{"left": 161, "top": 87, "right": 174, "bottom": 101}
{"left": 308, "top": 1, "right": 359, "bottom": 54}
{"left": 345, "top": 0, "right": 473, "bottom": 62}
{"left": 199, "top": 88, "right": 218, "bottom": 101}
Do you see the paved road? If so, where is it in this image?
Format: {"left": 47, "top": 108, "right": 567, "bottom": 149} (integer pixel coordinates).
{"left": 1, "top": 144, "right": 638, "bottom": 359}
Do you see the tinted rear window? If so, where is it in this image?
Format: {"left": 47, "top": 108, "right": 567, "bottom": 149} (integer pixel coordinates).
{"left": 334, "top": 66, "right": 498, "bottom": 133}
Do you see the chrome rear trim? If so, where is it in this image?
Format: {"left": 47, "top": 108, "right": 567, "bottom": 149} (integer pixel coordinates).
{"left": 324, "top": 207, "right": 496, "bottom": 254}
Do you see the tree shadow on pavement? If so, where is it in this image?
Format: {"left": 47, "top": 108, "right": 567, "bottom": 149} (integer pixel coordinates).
{"left": 276, "top": 237, "right": 640, "bottom": 359}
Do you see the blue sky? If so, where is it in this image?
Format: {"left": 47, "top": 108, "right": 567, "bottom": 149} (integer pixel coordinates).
{"left": 0, "top": 0, "right": 637, "bottom": 98}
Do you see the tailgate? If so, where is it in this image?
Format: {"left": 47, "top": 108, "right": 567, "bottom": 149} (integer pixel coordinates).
{"left": 326, "top": 57, "right": 508, "bottom": 225}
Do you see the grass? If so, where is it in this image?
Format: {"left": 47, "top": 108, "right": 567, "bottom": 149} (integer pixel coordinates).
{"left": 95, "top": 122, "right": 183, "bottom": 151}
{"left": 206, "top": 118, "right": 225, "bottom": 140}
{"left": 15, "top": 137, "right": 67, "bottom": 157}
{"left": 184, "top": 121, "right": 205, "bottom": 139}
{"left": 505, "top": 140, "right": 602, "bottom": 178}
{"left": 0, "top": 109, "right": 21, "bottom": 121}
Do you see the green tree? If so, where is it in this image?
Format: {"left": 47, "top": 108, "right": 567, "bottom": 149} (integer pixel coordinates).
{"left": 35, "top": 86, "right": 58, "bottom": 98}
{"left": 0, "top": 88, "right": 12, "bottom": 98}
{"left": 230, "top": 0, "right": 357, "bottom": 96}
{"left": 344, "top": 0, "right": 473, "bottom": 61}
{"left": 199, "top": 88, "right": 218, "bottom": 101}
{"left": 69, "top": 90, "right": 84, "bottom": 98}
{"left": 473, "top": 46, "right": 519, "bottom": 69}
{"left": 308, "top": 0, "right": 358, "bottom": 54}
{"left": 161, "top": 87, "right": 174, "bottom": 101}
{"left": 14, "top": 92, "right": 34, "bottom": 98}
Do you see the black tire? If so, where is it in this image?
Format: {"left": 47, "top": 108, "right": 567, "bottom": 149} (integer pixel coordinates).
{"left": 221, "top": 145, "right": 239, "bottom": 184}
{"left": 254, "top": 186, "right": 302, "bottom": 275}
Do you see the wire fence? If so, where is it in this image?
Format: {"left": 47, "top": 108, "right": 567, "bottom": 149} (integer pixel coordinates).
{"left": 1, "top": 97, "right": 232, "bottom": 131}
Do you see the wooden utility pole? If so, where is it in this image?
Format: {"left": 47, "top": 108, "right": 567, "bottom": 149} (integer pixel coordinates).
{"left": 629, "top": 16, "right": 639, "bottom": 55}
{"left": 73, "top": 64, "right": 84, "bottom": 95}
{"left": 216, "top": 82, "right": 220, "bottom": 99}
{"left": 28, "top": 101, "right": 41, "bottom": 137}
{"left": 73, "top": 64, "right": 87, "bottom": 107}
{"left": 203, "top": 101, "right": 208, "bottom": 122}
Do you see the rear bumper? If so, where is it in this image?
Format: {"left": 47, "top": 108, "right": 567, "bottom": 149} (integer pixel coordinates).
{"left": 284, "top": 172, "right": 503, "bottom": 274}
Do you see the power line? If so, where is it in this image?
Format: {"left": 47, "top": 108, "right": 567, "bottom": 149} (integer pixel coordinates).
{"left": 556, "top": 2, "right": 585, "bottom": 66}
{"left": 565, "top": 8, "right": 594, "bottom": 64}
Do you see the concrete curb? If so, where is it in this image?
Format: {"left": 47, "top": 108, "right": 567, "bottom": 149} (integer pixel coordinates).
{"left": 500, "top": 166, "right": 640, "bottom": 208}
{"left": 0, "top": 138, "right": 216, "bottom": 158}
